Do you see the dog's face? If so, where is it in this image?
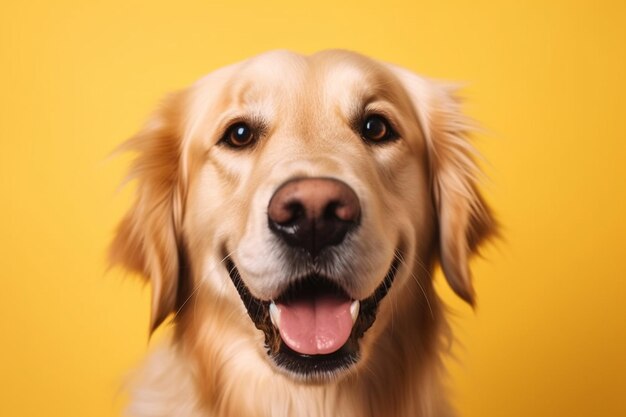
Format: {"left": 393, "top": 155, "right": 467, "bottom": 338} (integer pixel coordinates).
{"left": 111, "top": 50, "right": 495, "bottom": 384}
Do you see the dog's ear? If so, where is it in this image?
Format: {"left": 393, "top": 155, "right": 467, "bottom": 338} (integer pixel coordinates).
{"left": 109, "top": 92, "right": 187, "bottom": 332}
{"left": 390, "top": 66, "right": 497, "bottom": 305}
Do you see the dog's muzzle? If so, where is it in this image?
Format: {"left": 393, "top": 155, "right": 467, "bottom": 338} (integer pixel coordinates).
{"left": 226, "top": 178, "right": 399, "bottom": 381}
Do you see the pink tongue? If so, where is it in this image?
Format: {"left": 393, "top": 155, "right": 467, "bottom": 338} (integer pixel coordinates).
{"left": 276, "top": 294, "right": 353, "bottom": 355}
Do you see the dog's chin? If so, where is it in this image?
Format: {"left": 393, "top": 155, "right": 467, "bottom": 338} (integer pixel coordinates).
{"left": 225, "top": 251, "right": 400, "bottom": 384}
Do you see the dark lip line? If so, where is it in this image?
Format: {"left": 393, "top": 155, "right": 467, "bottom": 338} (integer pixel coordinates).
{"left": 224, "top": 250, "right": 401, "bottom": 343}
{"left": 225, "top": 258, "right": 270, "bottom": 322}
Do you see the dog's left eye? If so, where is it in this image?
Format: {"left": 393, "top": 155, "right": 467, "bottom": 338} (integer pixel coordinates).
{"left": 361, "top": 115, "right": 397, "bottom": 143}
{"left": 221, "top": 122, "right": 256, "bottom": 148}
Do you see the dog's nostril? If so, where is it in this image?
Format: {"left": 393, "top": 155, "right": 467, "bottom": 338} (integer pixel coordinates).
{"left": 286, "top": 202, "right": 305, "bottom": 224}
{"left": 323, "top": 202, "right": 339, "bottom": 220}
{"left": 268, "top": 201, "right": 303, "bottom": 225}
{"left": 267, "top": 178, "right": 361, "bottom": 257}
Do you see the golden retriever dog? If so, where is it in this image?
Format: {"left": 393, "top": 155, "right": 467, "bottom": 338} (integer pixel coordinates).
{"left": 110, "top": 50, "right": 496, "bottom": 417}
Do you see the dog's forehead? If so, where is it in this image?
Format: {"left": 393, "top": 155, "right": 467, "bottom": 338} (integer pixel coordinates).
{"left": 184, "top": 50, "right": 414, "bottom": 148}
{"left": 227, "top": 50, "right": 400, "bottom": 113}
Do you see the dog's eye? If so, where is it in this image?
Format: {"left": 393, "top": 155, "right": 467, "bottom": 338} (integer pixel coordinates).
{"left": 222, "top": 122, "right": 255, "bottom": 148}
{"left": 361, "top": 115, "right": 396, "bottom": 143}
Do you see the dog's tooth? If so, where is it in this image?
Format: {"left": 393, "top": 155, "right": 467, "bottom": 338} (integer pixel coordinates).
{"left": 269, "top": 301, "right": 280, "bottom": 328}
{"left": 350, "top": 300, "right": 360, "bottom": 324}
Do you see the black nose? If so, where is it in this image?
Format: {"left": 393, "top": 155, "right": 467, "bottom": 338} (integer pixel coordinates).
{"left": 267, "top": 178, "right": 361, "bottom": 257}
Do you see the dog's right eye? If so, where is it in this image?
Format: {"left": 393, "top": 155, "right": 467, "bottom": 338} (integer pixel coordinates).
{"left": 221, "top": 122, "right": 256, "bottom": 148}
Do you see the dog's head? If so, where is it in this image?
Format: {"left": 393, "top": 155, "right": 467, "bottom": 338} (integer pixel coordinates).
{"left": 110, "top": 50, "right": 496, "bottom": 383}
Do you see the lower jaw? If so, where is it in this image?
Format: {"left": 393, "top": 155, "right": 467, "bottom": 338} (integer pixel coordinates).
{"left": 226, "top": 250, "right": 401, "bottom": 381}
{"left": 270, "top": 337, "right": 360, "bottom": 383}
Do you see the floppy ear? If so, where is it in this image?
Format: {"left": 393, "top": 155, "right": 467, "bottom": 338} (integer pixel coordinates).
{"left": 109, "top": 92, "right": 187, "bottom": 332}
{"left": 391, "top": 67, "right": 497, "bottom": 305}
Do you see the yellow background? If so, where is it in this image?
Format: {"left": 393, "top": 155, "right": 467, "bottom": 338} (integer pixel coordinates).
{"left": 1, "top": 1, "right": 625, "bottom": 416}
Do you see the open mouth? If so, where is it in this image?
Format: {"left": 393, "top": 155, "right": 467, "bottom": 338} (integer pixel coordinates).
{"left": 225, "top": 252, "right": 400, "bottom": 380}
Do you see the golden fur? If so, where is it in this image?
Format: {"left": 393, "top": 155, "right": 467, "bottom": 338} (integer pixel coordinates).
{"left": 110, "top": 50, "right": 496, "bottom": 417}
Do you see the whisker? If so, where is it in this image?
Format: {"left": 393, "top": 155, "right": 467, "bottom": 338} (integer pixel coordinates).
{"left": 395, "top": 251, "right": 435, "bottom": 320}
{"left": 173, "top": 250, "right": 237, "bottom": 320}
